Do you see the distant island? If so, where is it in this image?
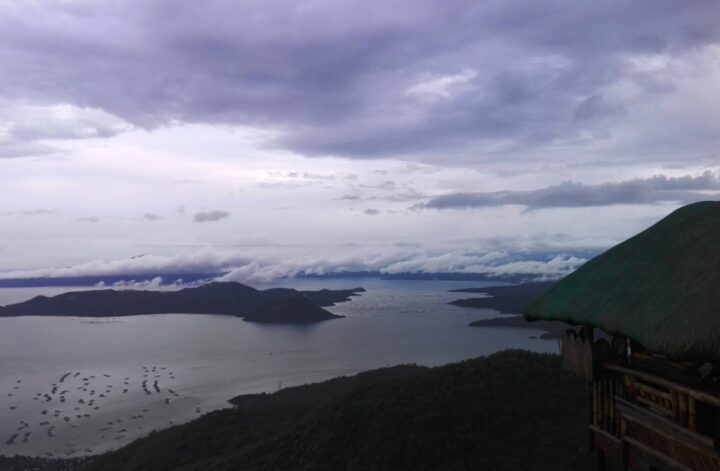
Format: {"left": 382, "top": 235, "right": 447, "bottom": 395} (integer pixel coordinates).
{"left": 447, "top": 281, "right": 567, "bottom": 338}
{"left": 448, "top": 281, "right": 558, "bottom": 314}
{"left": 0, "top": 282, "right": 365, "bottom": 324}
{"left": 468, "top": 316, "right": 568, "bottom": 339}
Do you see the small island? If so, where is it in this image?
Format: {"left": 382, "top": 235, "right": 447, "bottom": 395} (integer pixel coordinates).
{"left": 448, "top": 281, "right": 558, "bottom": 314}
{"left": 468, "top": 315, "right": 568, "bottom": 339}
{"left": 0, "top": 282, "right": 365, "bottom": 324}
{"left": 448, "top": 281, "right": 566, "bottom": 338}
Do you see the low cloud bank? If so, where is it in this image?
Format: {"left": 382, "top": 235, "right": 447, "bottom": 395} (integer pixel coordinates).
{"left": 0, "top": 247, "right": 589, "bottom": 285}
{"left": 96, "top": 276, "right": 187, "bottom": 290}
{"left": 419, "top": 172, "right": 720, "bottom": 210}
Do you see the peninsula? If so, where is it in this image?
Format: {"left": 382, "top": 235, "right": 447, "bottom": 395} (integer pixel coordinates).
{"left": 448, "top": 281, "right": 558, "bottom": 314}
{"left": 0, "top": 282, "right": 364, "bottom": 324}
{"left": 449, "top": 282, "right": 566, "bottom": 338}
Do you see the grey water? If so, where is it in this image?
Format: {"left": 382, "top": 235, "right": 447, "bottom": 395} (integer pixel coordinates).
{"left": 0, "top": 278, "right": 556, "bottom": 457}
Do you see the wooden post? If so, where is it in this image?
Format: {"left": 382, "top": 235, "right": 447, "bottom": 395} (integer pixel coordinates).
{"left": 621, "top": 418, "right": 629, "bottom": 471}
{"left": 597, "top": 449, "right": 606, "bottom": 471}
{"left": 688, "top": 397, "right": 697, "bottom": 431}
{"left": 584, "top": 326, "right": 597, "bottom": 451}
{"left": 593, "top": 382, "right": 599, "bottom": 426}
{"left": 603, "top": 379, "right": 610, "bottom": 431}
{"left": 589, "top": 380, "right": 596, "bottom": 451}
{"left": 595, "top": 381, "right": 605, "bottom": 428}
{"left": 626, "top": 376, "right": 636, "bottom": 401}
{"left": 608, "top": 376, "right": 617, "bottom": 435}
{"left": 715, "top": 407, "right": 720, "bottom": 451}
{"left": 679, "top": 394, "right": 688, "bottom": 427}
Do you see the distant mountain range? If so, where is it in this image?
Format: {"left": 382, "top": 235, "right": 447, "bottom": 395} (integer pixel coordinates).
{"left": 0, "top": 270, "right": 575, "bottom": 288}
{"left": 0, "top": 273, "right": 221, "bottom": 288}
{"left": 0, "top": 282, "right": 365, "bottom": 324}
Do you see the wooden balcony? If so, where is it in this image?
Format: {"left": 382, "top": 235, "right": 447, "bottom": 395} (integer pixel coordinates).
{"left": 561, "top": 330, "right": 720, "bottom": 470}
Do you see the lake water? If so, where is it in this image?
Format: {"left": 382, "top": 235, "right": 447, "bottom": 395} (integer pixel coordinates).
{"left": 0, "top": 278, "right": 557, "bottom": 458}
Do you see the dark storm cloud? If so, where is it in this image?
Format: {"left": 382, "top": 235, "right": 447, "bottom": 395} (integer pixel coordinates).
{"left": 193, "top": 210, "right": 230, "bottom": 223}
{"left": 1, "top": 1, "right": 719, "bottom": 161}
{"left": 420, "top": 172, "right": 720, "bottom": 210}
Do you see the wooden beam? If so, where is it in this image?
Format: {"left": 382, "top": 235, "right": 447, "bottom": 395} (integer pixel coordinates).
{"left": 624, "top": 437, "right": 695, "bottom": 471}
{"left": 616, "top": 398, "right": 716, "bottom": 451}
{"left": 588, "top": 381, "right": 596, "bottom": 451}
{"left": 589, "top": 425, "right": 622, "bottom": 445}
{"left": 603, "top": 363, "right": 720, "bottom": 408}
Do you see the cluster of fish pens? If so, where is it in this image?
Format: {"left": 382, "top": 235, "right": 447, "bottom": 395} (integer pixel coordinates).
{"left": 3, "top": 365, "right": 193, "bottom": 456}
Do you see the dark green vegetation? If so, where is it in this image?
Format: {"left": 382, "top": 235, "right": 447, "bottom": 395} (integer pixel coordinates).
{"left": 448, "top": 281, "right": 557, "bottom": 314}
{"left": 73, "top": 351, "right": 595, "bottom": 471}
{"left": 0, "top": 282, "right": 361, "bottom": 324}
{"left": 469, "top": 315, "right": 568, "bottom": 339}
{"left": 525, "top": 201, "right": 720, "bottom": 361}
{"left": 0, "top": 456, "right": 92, "bottom": 471}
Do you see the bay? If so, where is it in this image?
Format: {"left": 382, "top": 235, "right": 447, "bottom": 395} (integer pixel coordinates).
{"left": 0, "top": 278, "right": 556, "bottom": 457}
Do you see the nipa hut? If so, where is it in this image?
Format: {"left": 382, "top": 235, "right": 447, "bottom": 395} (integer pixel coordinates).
{"left": 524, "top": 201, "right": 720, "bottom": 471}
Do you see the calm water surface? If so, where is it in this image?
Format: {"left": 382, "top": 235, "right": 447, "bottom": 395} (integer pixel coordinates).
{"left": 0, "top": 278, "right": 556, "bottom": 457}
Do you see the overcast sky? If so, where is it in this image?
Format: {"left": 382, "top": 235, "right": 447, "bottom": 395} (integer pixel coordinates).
{"left": 1, "top": 0, "right": 719, "bottom": 282}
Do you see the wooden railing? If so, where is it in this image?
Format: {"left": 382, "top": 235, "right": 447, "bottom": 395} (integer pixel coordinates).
{"left": 591, "top": 372, "right": 623, "bottom": 439}
{"left": 560, "top": 329, "right": 720, "bottom": 470}
{"left": 604, "top": 364, "right": 720, "bottom": 432}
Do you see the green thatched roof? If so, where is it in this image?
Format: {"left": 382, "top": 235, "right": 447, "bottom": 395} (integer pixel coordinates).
{"left": 524, "top": 201, "right": 720, "bottom": 361}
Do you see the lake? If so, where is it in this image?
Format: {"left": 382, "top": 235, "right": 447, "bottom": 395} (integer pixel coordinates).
{"left": 0, "top": 278, "right": 556, "bottom": 457}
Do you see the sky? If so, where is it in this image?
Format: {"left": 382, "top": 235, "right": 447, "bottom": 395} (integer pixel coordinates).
{"left": 1, "top": 0, "right": 719, "bottom": 283}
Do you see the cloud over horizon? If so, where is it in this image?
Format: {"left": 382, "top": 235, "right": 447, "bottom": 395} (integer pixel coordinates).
{"left": 0, "top": 246, "right": 591, "bottom": 285}
{"left": 419, "top": 172, "right": 720, "bottom": 210}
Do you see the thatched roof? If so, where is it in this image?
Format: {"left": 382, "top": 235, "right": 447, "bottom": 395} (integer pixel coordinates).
{"left": 524, "top": 201, "right": 720, "bottom": 361}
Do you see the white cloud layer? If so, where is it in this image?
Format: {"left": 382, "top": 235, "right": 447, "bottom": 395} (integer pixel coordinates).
{"left": 0, "top": 100, "right": 131, "bottom": 158}
{"left": 0, "top": 246, "right": 588, "bottom": 284}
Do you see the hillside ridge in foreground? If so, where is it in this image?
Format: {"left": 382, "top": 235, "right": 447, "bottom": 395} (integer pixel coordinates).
{"left": 12, "top": 350, "right": 600, "bottom": 471}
